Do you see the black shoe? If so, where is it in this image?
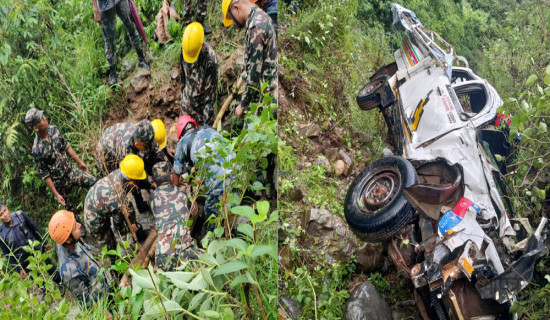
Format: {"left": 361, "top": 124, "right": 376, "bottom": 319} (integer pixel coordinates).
{"left": 108, "top": 66, "right": 118, "bottom": 85}
{"left": 204, "top": 26, "right": 212, "bottom": 35}
{"left": 138, "top": 58, "right": 150, "bottom": 70}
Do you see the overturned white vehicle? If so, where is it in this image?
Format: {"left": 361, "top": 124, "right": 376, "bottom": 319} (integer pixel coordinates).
{"left": 345, "top": 4, "right": 549, "bottom": 319}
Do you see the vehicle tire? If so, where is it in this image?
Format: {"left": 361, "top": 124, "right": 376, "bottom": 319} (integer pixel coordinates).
{"left": 344, "top": 156, "right": 418, "bottom": 242}
{"left": 356, "top": 76, "right": 388, "bottom": 111}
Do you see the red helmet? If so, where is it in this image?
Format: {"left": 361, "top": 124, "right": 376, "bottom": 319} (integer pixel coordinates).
{"left": 177, "top": 115, "right": 197, "bottom": 139}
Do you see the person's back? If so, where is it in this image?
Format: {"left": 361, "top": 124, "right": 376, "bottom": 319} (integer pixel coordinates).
{"left": 151, "top": 178, "right": 199, "bottom": 269}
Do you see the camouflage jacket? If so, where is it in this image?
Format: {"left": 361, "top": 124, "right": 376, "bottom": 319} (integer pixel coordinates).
{"left": 151, "top": 184, "right": 198, "bottom": 270}
{"left": 84, "top": 169, "right": 134, "bottom": 236}
{"left": 96, "top": 122, "right": 160, "bottom": 175}
{"left": 181, "top": 42, "right": 219, "bottom": 125}
{"left": 172, "top": 127, "right": 234, "bottom": 189}
{"left": 57, "top": 242, "right": 108, "bottom": 308}
{"left": 31, "top": 125, "right": 75, "bottom": 184}
{"left": 242, "top": 5, "right": 277, "bottom": 109}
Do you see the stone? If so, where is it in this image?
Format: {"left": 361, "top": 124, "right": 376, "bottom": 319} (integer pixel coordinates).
{"left": 382, "top": 147, "right": 394, "bottom": 157}
{"left": 339, "top": 149, "right": 353, "bottom": 175}
{"left": 356, "top": 132, "right": 373, "bottom": 145}
{"left": 315, "top": 156, "right": 332, "bottom": 174}
{"left": 324, "top": 147, "right": 340, "bottom": 163}
{"left": 355, "top": 243, "right": 385, "bottom": 273}
{"left": 305, "top": 208, "right": 356, "bottom": 263}
{"left": 344, "top": 282, "right": 393, "bottom": 320}
{"left": 130, "top": 69, "right": 151, "bottom": 93}
{"left": 334, "top": 160, "right": 346, "bottom": 176}
{"left": 121, "top": 59, "right": 136, "bottom": 75}
{"left": 280, "top": 297, "right": 302, "bottom": 319}
{"left": 298, "top": 122, "right": 321, "bottom": 138}
{"left": 170, "top": 68, "right": 180, "bottom": 80}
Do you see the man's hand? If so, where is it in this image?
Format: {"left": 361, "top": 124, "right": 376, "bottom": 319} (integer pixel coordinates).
{"left": 55, "top": 193, "right": 66, "bottom": 206}
{"left": 19, "top": 269, "right": 27, "bottom": 279}
{"left": 235, "top": 104, "right": 244, "bottom": 119}
{"left": 131, "top": 224, "right": 139, "bottom": 234}
{"left": 171, "top": 173, "right": 181, "bottom": 186}
{"left": 166, "top": 147, "right": 175, "bottom": 158}
{"left": 79, "top": 162, "right": 89, "bottom": 173}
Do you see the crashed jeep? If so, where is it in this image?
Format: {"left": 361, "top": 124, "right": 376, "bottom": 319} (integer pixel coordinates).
{"left": 344, "top": 4, "right": 549, "bottom": 319}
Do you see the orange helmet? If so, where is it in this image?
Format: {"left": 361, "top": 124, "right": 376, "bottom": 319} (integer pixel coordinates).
{"left": 49, "top": 210, "right": 75, "bottom": 244}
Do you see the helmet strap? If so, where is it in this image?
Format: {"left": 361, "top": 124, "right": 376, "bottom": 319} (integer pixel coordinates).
{"left": 228, "top": 6, "right": 245, "bottom": 28}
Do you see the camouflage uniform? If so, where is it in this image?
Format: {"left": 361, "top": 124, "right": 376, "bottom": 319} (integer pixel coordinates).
{"left": 84, "top": 169, "right": 136, "bottom": 250}
{"left": 98, "top": 0, "right": 143, "bottom": 69}
{"left": 96, "top": 120, "right": 159, "bottom": 176}
{"left": 32, "top": 125, "right": 97, "bottom": 212}
{"left": 150, "top": 162, "right": 199, "bottom": 270}
{"left": 182, "top": 0, "right": 208, "bottom": 26}
{"left": 180, "top": 42, "right": 218, "bottom": 126}
{"left": 57, "top": 242, "right": 110, "bottom": 308}
{"left": 173, "top": 127, "right": 234, "bottom": 219}
{"left": 241, "top": 4, "right": 278, "bottom": 110}
{"left": 256, "top": 0, "right": 278, "bottom": 34}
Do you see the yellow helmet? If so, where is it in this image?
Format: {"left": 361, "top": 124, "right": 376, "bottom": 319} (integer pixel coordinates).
{"left": 222, "top": 0, "right": 234, "bottom": 27}
{"left": 182, "top": 22, "right": 204, "bottom": 63}
{"left": 120, "top": 154, "right": 146, "bottom": 180}
{"left": 49, "top": 210, "right": 75, "bottom": 245}
{"left": 151, "top": 119, "right": 167, "bottom": 150}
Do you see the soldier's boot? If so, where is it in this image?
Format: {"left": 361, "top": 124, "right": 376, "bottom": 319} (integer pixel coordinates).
{"left": 108, "top": 65, "right": 118, "bottom": 85}
{"left": 137, "top": 48, "right": 150, "bottom": 70}
{"left": 203, "top": 26, "right": 212, "bottom": 35}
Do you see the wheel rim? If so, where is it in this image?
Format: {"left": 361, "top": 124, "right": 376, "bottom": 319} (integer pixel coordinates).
{"left": 361, "top": 168, "right": 401, "bottom": 214}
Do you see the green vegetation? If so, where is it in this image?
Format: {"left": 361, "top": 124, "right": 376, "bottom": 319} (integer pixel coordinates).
{"left": 279, "top": 0, "right": 550, "bottom": 318}
{"left": 0, "top": 0, "right": 277, "bottom": 318}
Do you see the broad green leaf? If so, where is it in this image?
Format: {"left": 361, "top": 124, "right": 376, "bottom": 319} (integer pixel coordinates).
{"left": 162, "top": 271, "right": 195, "bottom": 288}
{"left": 533, "top": 187, "right": 546, "bottom": 200}
{"left": 201, "top": 267, "right": 215, "bottom": 288}
{"left": 214, "top": 260, "right": 249, "bottom": 276}
{"left": 231, "top": 206, "right": 255, "bottom": 219}
{"left": 237, "top": 224, "right": 254, "bottom": 240}
{"left": 187, "top": 272, "right": 208, "bottom": 291}
{"left": 202, "top": 310, "right": 221, "bottom": 318}
{"left": 129, "top": 269, "right": 155, "bottom": 290}
{"left": 227, "top": 238, "right": 248, "bottom": 252}
{"left": 132, "top": 291, "right": 145, "bottom": 320}
{"left": 251, "top": 244, "right": 277, "bottom": 259}
{"left": 494, "top": 154, "right": 504, "bottom": 162}
{"left": 256, "top": 201, "right": 270, "bottom": 216}
{"left": 189, "top": 292, "right": 205, "bottom": 311}
{"left": 521, "top": 100, "right": 530, "bottom": 111}
{"left": 539, "top": 122, "right": 547, "bottom": 133}
{"left": 199, "top": 253, "right": 219, "bottom": 266}
{"left": 526, "top": 74, "right": 538, "bottom": 86}
{"left": 544, "top": 74, "right": 550, "bottom": 86}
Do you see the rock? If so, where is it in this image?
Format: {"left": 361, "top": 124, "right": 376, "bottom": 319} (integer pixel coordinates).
{"left": 305, "top": 208, "right": 356, "bottom": 263}
{"left": 121, "top": 59, "right": 136, "bottom": 76}
{"left": 382, "top": 147, "right": 394, "bottom": 157}
{"left": 130, "top": 69, "right": 151, "bottom": 93}
{"left": 298, "top": 122, "right": 321, "bottom": 138}
{"left": 344, "top": 282, "right": 393, "bottom": 320}
{"left": 355, "top": 243, "right": 385, "bottom": 273}
{"left": 280, "top": 297, "right": 302, "bottom": 319}
{"left": 315, "top": 156, "right": 332, "bottom": 174}
{"left": 356, "top": 132, "right": 373, "bottom": 145}
{"left": 334, "top": 160, "right": 346, "bottom": 176}
{"left": 303, "top": 161, "right": 312, "bottom": 168}
{"left": 287, "top": 183, "right": 305, "bottom": 202}
{"left": 170, "top": 68, "right": 180, "bottom": 80}
{"left": 339, "top": 149, "right": 353, "bottom": 175}
{"left": 324, "top": 147, "right": 340, "bottom": 162}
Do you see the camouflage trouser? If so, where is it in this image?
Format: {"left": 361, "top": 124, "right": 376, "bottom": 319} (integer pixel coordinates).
{"left": 84, "top": 209, "right": 135, "bottom": 252}
{"left": 155, "top": 217, "right": 199, "bottom": 271}
{"left": 101, "top": 0, "right": 142, "bottom": 68}
{"left": 55, "top": 169, "right": 98, "bottom": 214}
{"left": 182, "top": 0, "right": 208, "bottom": 26}
{"left": 180, "top": 95, "right": 214, "bottom": 126}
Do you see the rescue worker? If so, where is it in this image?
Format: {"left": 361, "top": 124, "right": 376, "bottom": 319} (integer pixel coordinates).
{"left": 151, "top": 118, "right": 175, "bottom": 163}
{"left": 180, "top": 22, "right": 219, "bottom": 126}
{"left": 222, "top": 0, "right": 277, "bottom": 118}
{"left": 171, "top": 115, "right": 235, "bottom": 221}
{"left": 84, "top": 154, "right": 146, "bottom": 251}
{"left": 94, "top": 0, "right": 150, "bottom": 85}
{"left": 182, "top": 0, "right": 211, "bottom": 35}
{"left": 151, "top": 161, "right": 199, "bottom": 270}
{"left": 96, "top": 119, "right": 159, "bottom": 175}
{"left": 49, "top": 210, "right": 112, "bottom": 310}
{"left": 0, "top": 202, "right": 60, "bottom": 283}
{"left": 25, "top": 108, "right": 97, "bottom": 212}
{"left": 253, "top": 0, "right": 278, "bottom": 34}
